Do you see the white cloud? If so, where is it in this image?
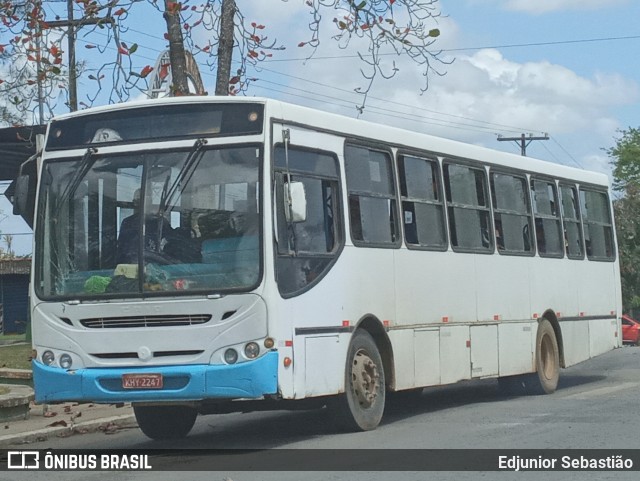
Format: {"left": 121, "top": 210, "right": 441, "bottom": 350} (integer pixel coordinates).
{"left": 355, "top": 48, "right": 638, "bottom": 144}
{"left": 501, "top": 0, "right": 629, "bottom": 14}
{"left": 236, "top": 4, "right": 638, "bottom": 175}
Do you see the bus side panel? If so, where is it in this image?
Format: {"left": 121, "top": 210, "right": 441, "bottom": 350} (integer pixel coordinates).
{"left": 498, "top": 322, "right": 535, "bottom": 376}
{"left": 394, "top": 250, "right": 477, "bottom": 327}
{"left": 529, "top": 257, "right": 577, "bottom": 320}
{"left": 576, "top": 262, "right": 617, "bottom": 319}
{"left": 285, "top": 246, "right": 396, "bottom": 398}
{"left": 440, "top": 325, "right": 471, "bottom": 384}
{"left": 475, "top": 255, "right": 532, "bottom": 323}
{"left": 589, "top": 318, "right": 619, "bottom": 358}
{"left": 414, "top": 328, "right": 440, "bottom": 387}
{"left": 470, "top": 325, "right": 499, "bottom": 378}
{"left": 304, "top": 335, "right": 342, "bottom": 397}
{"left": 559, "top": 320, "right": 591, "bottom": 366}
{"left": 563, "top": 261, "right": 618, "bottom": 366}
{"left": 391, "top": 329, "right": 417, "bottom": 390}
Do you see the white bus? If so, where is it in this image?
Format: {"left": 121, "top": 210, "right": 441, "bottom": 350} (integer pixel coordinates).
{"left": 17, "top": 97, "right": 621, "bottom": 439}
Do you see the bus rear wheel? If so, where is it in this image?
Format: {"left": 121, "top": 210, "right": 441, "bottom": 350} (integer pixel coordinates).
{"left": 331, "top": 330, "right": 386, "bottom": 432}
{"left": 530, "top": 319, "right": 560, "bottom": 394}
{"left": 133, "top": 404, "right": 198, "bottom": 440}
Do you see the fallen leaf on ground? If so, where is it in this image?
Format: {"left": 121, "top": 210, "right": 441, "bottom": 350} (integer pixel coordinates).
{"left": 99, "top": 422, "right": 119, "bottom": 434}
{"left": 47, "top": 420, "right": 68, "bottom": 428}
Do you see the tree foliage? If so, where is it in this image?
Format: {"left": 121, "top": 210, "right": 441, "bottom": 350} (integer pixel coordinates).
{"left": 609, "top": 128, "right": 640, "bottom": 311}
{"left": 610, "top": 127, "right": 640, "bottom": 193}
{"left": 1, "top": 0, "right": 447, "bottom": 126}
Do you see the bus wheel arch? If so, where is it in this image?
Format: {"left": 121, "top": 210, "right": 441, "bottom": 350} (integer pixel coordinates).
{"left": 541, "top": 310, "right": 565, "bottom": 369}
{"left": 355, "top": 316, "right": 395, "bottom": 391}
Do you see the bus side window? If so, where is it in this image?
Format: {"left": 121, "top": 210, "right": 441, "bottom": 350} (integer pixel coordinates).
{"left": 273, "top": 145, "right": 342, "bottom": 297}
{"left": 398, "top": 155, "right": 447, "bottom": 250}
{"left": 579, "top": 188, "right": 615, "bottom": 261}
{"left": 559, "top": 184, "right": 584, "bottom": 259}
{"left": 443, "top": 162, "right": 492, "bottom": 253}
{"left": 491, "top": 172, "right": 533, "bottom": 255}
{"left": 344, "top": 144, "right": 400, "bottom": 247}
{"left": 531, "top": 178, "right": 563, "bottom": 258}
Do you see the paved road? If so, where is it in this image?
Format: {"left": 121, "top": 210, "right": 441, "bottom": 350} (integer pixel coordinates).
{"left": 5, "top": 345, "right": 640, "bottom": 481}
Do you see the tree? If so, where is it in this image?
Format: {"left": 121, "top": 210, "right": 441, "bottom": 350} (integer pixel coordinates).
{"left": 609, "top": 127, "right": 640, "bottom": 312}
{"left": 1, "top": 0, "right": 447, "bottom": 125}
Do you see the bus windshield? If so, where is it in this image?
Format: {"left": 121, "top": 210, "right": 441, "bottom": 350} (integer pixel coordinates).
{"left": 36, "top": 145, "right": 262, "bottom": 299}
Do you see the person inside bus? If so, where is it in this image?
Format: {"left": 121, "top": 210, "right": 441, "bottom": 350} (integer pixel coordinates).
{"left": 116, "top": 189, "right": 172, "bottom": 264}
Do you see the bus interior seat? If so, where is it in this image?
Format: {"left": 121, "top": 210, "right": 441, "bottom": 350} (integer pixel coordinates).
{"left": 199, "top": 210, "right": 259, "bottom": 271}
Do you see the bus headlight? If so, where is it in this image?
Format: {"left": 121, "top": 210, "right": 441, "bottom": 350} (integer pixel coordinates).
{"left": 224, "top": 349, "right": 238, "bottom": 364}
{"left": 59, "top": 354, "right": 73, "bottom": 369}
{"left": 244, "top": 342, "right": 260, "bottom": 359}
{"left": 42, "top": 350, "right": 55, "bottom": 366}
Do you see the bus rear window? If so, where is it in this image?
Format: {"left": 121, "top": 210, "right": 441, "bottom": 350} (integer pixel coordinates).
{"left": 47, "top": 103, "right": 264, "bottom": 149}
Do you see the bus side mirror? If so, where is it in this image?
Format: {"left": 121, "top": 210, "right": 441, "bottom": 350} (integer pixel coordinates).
{"left": 13, "top": 174, "right": 30, "bottom": 216}
{"left": 285, "top": 181, "right": 307, "bottom": 223}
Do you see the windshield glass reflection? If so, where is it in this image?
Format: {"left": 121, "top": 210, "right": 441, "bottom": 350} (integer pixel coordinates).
{"left": 36, "top": 145, "right": 262, "bottom": 299}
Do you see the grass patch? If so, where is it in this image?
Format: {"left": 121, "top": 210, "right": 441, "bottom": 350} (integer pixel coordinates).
{"left": 0, "top": 333, "right": 26, "bottom": 343}
{"left": 0, "top": 386, "right": 9, "bottom": 395}
{"left": 0, "top": 344, "right": 33, "bottom": 370}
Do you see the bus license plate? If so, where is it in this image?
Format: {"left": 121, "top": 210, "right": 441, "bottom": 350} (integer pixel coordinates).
{"left": 122, "top": 373, "right": 163, "bottom": 389}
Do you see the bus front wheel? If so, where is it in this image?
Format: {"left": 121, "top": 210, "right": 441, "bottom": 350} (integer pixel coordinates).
{"left": 331, "top": 330, "right": 386, "bottom": 432}
{"left": 530, "top": 319, "right": 560, "bottom": 395}
{"left": 133, "top": 404, "right": 198, "bottom": 440}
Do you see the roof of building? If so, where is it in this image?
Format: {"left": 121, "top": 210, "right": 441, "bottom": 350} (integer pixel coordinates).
{"left": 0, "top": 259, "right": 31, "bottom": 276}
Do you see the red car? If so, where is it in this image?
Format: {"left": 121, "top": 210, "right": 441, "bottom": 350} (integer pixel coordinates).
{"left": 622, "top": 315, "right": 640, "bottom": 345}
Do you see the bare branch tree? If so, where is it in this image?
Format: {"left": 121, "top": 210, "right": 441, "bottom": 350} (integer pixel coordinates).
{"left": 1, "top": 0, "right": 448, "bottom": 125}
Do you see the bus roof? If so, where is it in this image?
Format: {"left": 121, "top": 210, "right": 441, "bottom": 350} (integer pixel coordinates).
{"left": 50, "top": 96, "right": 609, "bottom": 188}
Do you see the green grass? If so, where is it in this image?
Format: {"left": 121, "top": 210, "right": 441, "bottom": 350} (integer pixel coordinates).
{"left": 0, "top": 386, "right": 9, "bottom": 395}
{"left": 0, "top": 333, "right": 26, "bottom": 343}
{"left": 0, "top": 344, "right": 33, "bottom": 370}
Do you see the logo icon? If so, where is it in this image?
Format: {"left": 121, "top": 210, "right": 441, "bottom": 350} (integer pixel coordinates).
{"left": 7, "top": 451, "right": 39, "bottom": 469}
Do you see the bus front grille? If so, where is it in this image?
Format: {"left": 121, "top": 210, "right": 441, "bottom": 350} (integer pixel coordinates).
{"left": 80, "top": 314, "right": 212, "bottom": 328}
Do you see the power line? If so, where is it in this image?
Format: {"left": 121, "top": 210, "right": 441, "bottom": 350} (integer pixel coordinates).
{"left": 4, "top": 23, "right": 593, "bottom": 167}
{"left": 550, "top": 137, "right": 584, "bottom": 169}
{"left": 73, "top": 31, "right": 541, "bottom": 137}
{"left": 263, "top": 34, "right": 640, "bottom": 63}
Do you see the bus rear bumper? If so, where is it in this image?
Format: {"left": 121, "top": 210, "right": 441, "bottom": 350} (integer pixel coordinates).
{"left": 32, "top": 351, "right": 279, "bottom": 404}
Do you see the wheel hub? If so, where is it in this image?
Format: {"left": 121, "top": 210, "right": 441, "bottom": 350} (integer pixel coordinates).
{"left": 351, "top": 349, "right": 380, "bottom": 408}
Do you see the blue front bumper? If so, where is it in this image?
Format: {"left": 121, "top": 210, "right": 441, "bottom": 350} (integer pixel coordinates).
{"left": 32, "top": 351, "right": 279, "bottom": 404}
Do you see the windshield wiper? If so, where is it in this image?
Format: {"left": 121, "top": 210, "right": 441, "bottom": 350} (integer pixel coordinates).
{"left": 55, "top": 147, "right": 98, "bottom": 215}
{"left": 157, "top": 138, "right": 208, "bottom": 218}
{"left": 150, "top": 138, "right": 208, "bottom": 248}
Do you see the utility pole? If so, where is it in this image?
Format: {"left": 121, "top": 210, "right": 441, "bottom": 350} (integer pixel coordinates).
{"left": 45, "top": 1, "right": 113, "bottom": 112}
{"left": 497, "top": 133, "right": 549, "bottom": 156}
{"left": 34, "top": 0, "right": 45, "bottom": 124}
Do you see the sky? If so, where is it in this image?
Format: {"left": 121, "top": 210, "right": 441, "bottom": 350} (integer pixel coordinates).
{"left": 1, "top": 0, "right": 640, "bottom": 255}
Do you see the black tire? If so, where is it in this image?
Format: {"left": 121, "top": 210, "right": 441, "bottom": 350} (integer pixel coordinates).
{"left": 529, "top": 319, "right": 560, "bottom": 394}
{"left": 133, "top": 404, "right": 198, "bottom": 440}
{"left": 331, "top": 330, "right": 386, "bottom": 431}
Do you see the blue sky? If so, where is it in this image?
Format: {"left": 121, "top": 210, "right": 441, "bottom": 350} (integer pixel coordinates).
{"left": 2, "top": 0, "right": 639, "bottom": 255}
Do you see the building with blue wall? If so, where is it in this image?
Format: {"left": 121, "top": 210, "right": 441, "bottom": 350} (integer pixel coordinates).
{"left": 0, "top": 259, "right": 30, "bottom": 334}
